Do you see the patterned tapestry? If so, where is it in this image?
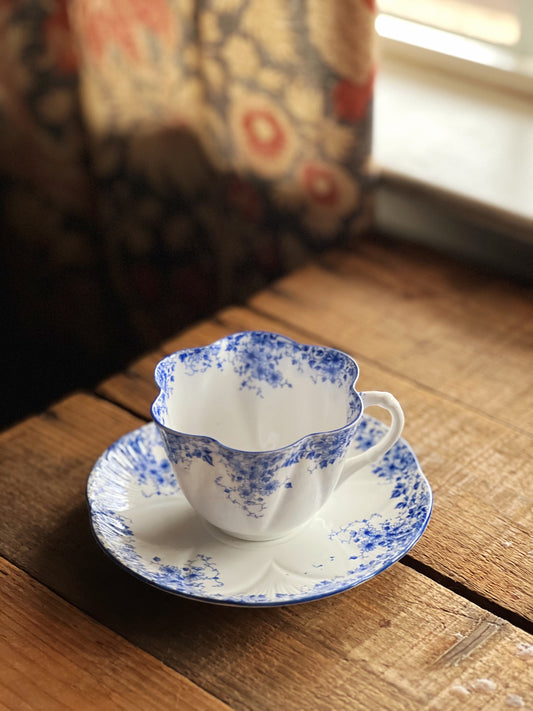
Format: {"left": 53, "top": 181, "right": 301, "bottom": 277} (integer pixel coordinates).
{"left": 1, "top": 0, "right": 376, "bottom": 365}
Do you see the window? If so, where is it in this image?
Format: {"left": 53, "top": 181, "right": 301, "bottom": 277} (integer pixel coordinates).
{"left": 378, "top": 0, "right": 522, "bottom": 47}
{"left": 376, "top": 1, "right": 533, "bottom": 95}
{"left": 373, "top": 1, "right": 533, "bottom": 278}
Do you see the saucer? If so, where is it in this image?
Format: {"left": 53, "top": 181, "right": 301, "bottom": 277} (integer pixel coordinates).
{"left": 87, "top": 417, "right": 432, "bottom": 606}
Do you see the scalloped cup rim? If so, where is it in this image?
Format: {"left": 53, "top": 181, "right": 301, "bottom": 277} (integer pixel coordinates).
{"left": 151, "top": 330, "right": 362, "bottom": 455}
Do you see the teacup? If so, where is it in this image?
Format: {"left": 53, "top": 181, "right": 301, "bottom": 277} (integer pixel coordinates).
{"left": 151, "top": 331, "right": 404, "bottom": 541}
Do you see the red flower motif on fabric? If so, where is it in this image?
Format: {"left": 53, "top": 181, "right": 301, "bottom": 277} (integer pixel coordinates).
{"left": 332, "top": 69, "right": 375, "bottom": 122}
{"left": 230, "top": 92, "right": 297, "bottom": 178}
{"left": 298, "top": 160, "right": 360, "bottom": 237}
{"left": 241, "top": 110, "right": 286, "bottom": 159}
{"left": 301, "top": 165, "right": 340, "bottom": 208}
{"left": 363, "top": 0, "right": 376, "bottom": 12}
{"left": 44, "top": 0, "right": 79, "bottom": 73}
{"left": 75, "top": 0, "right": 175, "bottom": 64}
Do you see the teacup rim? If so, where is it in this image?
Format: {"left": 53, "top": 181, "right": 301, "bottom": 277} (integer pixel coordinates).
{"left": 151, "top": 330, "right": 363, "bottom": 455}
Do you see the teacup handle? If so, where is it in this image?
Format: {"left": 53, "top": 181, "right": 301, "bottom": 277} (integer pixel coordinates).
{"left": 342, "top": 391, "right": 405, "bottom": 478}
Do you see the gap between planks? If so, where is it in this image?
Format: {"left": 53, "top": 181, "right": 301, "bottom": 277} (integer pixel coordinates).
{"left": 402, "top": 557, "right": 532, "bottom": 635}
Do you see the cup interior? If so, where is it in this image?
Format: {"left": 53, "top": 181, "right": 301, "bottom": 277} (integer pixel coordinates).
{"left": 152, "top": 332, "right": 361, "bottom": 451}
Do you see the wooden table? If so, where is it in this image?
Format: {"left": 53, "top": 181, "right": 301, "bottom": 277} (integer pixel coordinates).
{"left": 1, "top": 236, "right": 532, "bottom": 710}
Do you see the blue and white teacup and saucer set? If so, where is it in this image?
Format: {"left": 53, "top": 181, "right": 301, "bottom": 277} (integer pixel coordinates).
{"left": 87, "top": 331, "right": 432, "bottom": 606}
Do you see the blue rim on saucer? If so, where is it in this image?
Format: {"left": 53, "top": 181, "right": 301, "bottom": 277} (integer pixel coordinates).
{"left": 87, "top": 417, "right": 432, "bottom": 607}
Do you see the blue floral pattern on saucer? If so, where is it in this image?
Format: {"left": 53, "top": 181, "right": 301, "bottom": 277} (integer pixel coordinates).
{"left": 87, "top": 417, "right": 432, "bottom": 606}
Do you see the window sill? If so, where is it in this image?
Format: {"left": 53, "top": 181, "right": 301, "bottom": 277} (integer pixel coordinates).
{"left": 373, "top": 47, "right": 533, "bottom": 280}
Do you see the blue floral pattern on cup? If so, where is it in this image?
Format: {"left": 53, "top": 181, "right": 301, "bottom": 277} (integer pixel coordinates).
{"left": 152, "top": 331, "right": 370, "bottom": 539}
{"left": 155, "top": 331, "right": 358, "bottom": 405}
{"left": 159, "top": 427, "right": 355, "bottom": 520}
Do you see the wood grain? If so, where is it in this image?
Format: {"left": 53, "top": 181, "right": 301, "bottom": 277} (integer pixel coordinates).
{"left": 96, "top": 319, "right": 230, "bottom": 420}
{"left": 248, "top": 241, "right": 533, "bottom": 434}
{"left": 216, "top": 307, "right": 533, "bottom": 622}
{"left": 0, "top": 557, "right": 229, "bottom": 711}
{"left": 2, "top": 239, "right": 532, "bottom": 710}
{"left": 96, "top": 309, "right": 533, "bottom": 621}
{"left": 0, "top": 396, "right": 531, "bottom": 710}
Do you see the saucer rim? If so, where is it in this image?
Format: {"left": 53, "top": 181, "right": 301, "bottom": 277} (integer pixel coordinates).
{"left": 87, "top": 419, "right": 433, "bottom": 607}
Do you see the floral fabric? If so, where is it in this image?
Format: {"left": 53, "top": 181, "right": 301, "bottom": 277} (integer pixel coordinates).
{"left": 1, "top": 0, "right": 376, "bottom": 363}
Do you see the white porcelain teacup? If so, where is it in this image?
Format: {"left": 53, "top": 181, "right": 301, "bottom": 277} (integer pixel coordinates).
{"left": 152, "top": 331, "right": 404, "bottom": 541}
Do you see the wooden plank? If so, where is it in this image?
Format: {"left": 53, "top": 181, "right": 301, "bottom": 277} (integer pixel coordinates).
{"left": 0, "top": 397, "right": 531, "bottom": 710}
{"left": 0, "top": 557, "right": 229, "bottom": 711}
{"left": 248, "top": 240, "right": 533, "bottom": 434}
{"left": 218, "top": 307, "right": 533, "bottom": 621}
{"left": 96, "top": 319, "right": 230, "bottom": 421}
{"left": 96, "top": 309, "right": 533, "bottom": 621}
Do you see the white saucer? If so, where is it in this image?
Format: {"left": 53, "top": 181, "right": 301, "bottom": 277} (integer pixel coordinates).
{"left": 87, "top": 417, "right": 432, "bottom": 606}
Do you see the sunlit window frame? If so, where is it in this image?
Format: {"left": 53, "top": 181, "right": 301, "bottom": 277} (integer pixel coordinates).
{"left": 376, "top": 13, "right": 533, "bottom": 98}
{"left": 372, "top": 8, "right": 533, "bottom": 276}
